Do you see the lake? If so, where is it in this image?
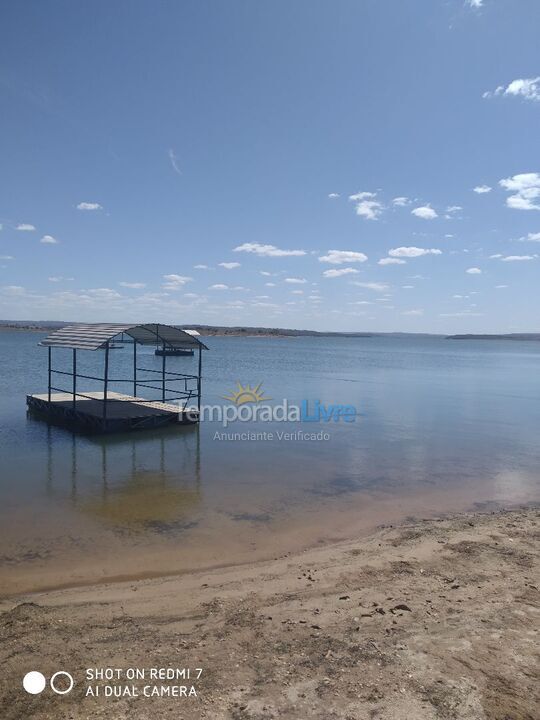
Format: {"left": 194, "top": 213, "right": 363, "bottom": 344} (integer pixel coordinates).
{"left": 1, "top": 330, "right": 539, "bottom": 595}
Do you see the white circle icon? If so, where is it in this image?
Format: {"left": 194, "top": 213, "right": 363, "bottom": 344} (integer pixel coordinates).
{"left": 23, "top": 671, "right": 46, "bottom": 695}
{"left": 50, "top": 671, "right": 74, "bottom": 695}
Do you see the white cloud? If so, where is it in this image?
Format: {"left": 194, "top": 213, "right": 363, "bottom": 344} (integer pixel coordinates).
{"left": 318, "top": 250, "right": 368, "bottom": 264}
{"left": 265, "top": 282, "right": 276, "bottom": 287}
{"left": 219, "top": 262, "right": 241, "bottom": 269}
{"left": 402, "top": 309, "right": 424, "bottom": 316}
{"left": 499, "top": 173, "right": 540, "bottom": 211}
{"left": 233, "top": 242, "right": 305, "bottom": 257}
{"left": 495, "top": 285, "right": 508, "bottom": 289}
{"left": 389, "top": 246, "right": 442, "bottom": 258}
{"left": 378, "top": 257, "right": 406, "bottom": 265}
{"left": 291, "top": 289, "right": 304, "bottom": 294}
{"left": 2, "top": 285, "right": 26, "bottom": 295}
{"left": 473, "top": 185, "right": 492, "bottom": 194}
{"left": 446, "top": 205, "right": 462, "bottom": 215}
{"left": 86, "top": 287, "right": 122, "bottom": 299}
{"left": 505, "top": 78, "right": 540, "bottom": 101}
{"left": 348, "top": 191, "right": 383, "bottom": 220}
{"left": 162, "top": 274, "right": 193, "bottom": 290}
{"left": 466, "top": 267, "right": 482, "bottom": 274}
{"left": 40, "top": 235, "right": 59, "bottom": 244}
{"left": 352, "top": 281, "right": 389, "bottom": 292}
{"left": 0, "top": 255, "right": 14, "bottom": 260}
{"left": 16, "top": 223, "right": 35, "bottom": 231}
{"left": 77, "top": 202, "right": 102, "bottom": 211}
{"left": 500, "top": 255, "right": 536, "bottom": 262}
{"left": 194, "top": 264, "right": 209, "bottom": 269}
{"left": 484, "top": 77, "right": 540, "bottom": 103}
{"left": 439, "top": 312, "right": 484, "bottom": 318}
{"left": 328, "top": 193, "right": 340, "bottom": 199}
{"left": 119, "top": 281, "right": 146, "bottom": 288}
{"left": 284, "top": 277, "right": 307, "bottom": 284}
{"left": 483, "top": 87, "right": 503, "bottom": 99}
{"left": 411, "top": 205, "right": 438, "bottom": 220}
{"left": 322, "top": 268, "right": 360, "bottom": 278}
{"left": 168, "top": 148, "right": 181, "bottom": 175}
{"left": 518, "top": 231, "right": 540, "bottom": 242}
{"left": 209, "top": 284, "right": 229, "bottom": 290}
{"left": 392, "top": 196, "right": 410, "bottom": 207}
{"left": 467, "top": 0, "right": 484, "bottom": 8}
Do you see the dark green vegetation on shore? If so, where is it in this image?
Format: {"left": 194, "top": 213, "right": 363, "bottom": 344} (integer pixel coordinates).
{"left": 0, "top": 320, "right": 378, "bottom": 338}
{"left": 1, "top": 321, "right": 539, "bottom": 340}
{"left": 447, "top": 333, "right": 540, "bottom": 341}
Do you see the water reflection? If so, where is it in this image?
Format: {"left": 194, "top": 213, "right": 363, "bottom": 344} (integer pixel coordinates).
{"left": 44, "top": 424, "right": 202, "bottom": 533}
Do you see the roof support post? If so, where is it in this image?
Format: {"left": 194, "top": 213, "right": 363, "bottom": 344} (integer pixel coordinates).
{"left": 48, "top": 346, "right": 52, "bottom": 402}
{"left": 161, "top": 342, "right": 166, "bottom": 402}
{"left": 197, "top": 345, "right": 202, "bottom": 413}
{"left": 72, "top": 348, "right": 77, "bottom": 411}
{"left": 133, "top": 340, "right": 137, "bottom": 397}
{"left": 102, "top": 341, "right": 109, "bottom": 429}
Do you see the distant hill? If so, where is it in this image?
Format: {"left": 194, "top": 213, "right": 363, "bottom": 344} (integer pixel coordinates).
{"left": 447, "top": 333, "right": 540, "bottom": 341}
{"left": 0, "top": 320, "right": 375, "bottom": 337}
{"left": 181, "top": 324, "right": 374, "bottom": 337}
{"left": 0, "top": 320, "right": 67, "bottom": 331}
{"left": 9, "top": 321, "right": 535, "bottom": 340}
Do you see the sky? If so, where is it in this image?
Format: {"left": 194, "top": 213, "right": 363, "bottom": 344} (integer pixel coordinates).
{"left": 1, "top": 0, "right": 539, "bottom": 333}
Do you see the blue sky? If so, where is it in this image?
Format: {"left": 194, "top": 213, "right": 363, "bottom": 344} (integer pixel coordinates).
{"left": 1, "top": 0, "right": 539, "bottom": 332}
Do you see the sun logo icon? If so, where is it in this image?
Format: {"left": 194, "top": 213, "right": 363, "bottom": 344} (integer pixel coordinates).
{"left": 222, "top": 381, "right": 272, "bottom": 406}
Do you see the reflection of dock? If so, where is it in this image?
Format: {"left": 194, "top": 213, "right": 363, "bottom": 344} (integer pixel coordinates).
{"left": 28, "top": 391, "right": 197, "bottom": 433}
{"left": 44, "top": 424, "right": 202, "bottom": 531}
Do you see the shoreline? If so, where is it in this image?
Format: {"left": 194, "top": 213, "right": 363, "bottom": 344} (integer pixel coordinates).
{"left": 3, "top": 324, "right": 540, "bottom": 341}
{"left": 1, "top": 505, "right": 538, "bottom": 718}
{"left": 3, "top": 483, "right": 537, "bottom": 599}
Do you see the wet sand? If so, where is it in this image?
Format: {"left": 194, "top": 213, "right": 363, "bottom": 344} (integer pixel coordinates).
{"left": 1, "top": 476, "right": 537, "bottom": 597}
{"left": 0, "top": 506, "right": 538, "bottom": 719}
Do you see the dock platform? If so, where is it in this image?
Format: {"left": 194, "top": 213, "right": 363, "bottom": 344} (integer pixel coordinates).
{"left": 27, "top": 391, "right": 199, "bottom": 434}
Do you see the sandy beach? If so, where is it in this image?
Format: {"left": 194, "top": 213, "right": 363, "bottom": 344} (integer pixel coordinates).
{"left": 0, "top": 506, "right": 538, "bottom": 719}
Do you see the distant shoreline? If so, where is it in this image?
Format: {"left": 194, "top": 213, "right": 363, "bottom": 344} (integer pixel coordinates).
{"left": 447, "top": 333, "right": 540, "bottom": 341}
{"left": 0, "top": 322, "right": 375, "bottom": 338}
{"left": 1, "top": 322, "right": 539, "bottom": 340}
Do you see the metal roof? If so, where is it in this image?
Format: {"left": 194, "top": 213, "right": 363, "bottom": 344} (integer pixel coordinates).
{"left": 39, "top": 323, "right": 208, "bottom": 351}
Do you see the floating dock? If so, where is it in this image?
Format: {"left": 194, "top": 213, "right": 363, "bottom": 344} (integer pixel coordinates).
{"left": 27, "top": 391, "right": 199, "bottom": 433}
{"left": 27, "top": 323, "right": 208, "bottom": 435}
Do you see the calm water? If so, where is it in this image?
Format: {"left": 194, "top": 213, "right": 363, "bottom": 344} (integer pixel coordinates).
{"left": 1, "top": 330, "right": 539, "bottom": 595}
